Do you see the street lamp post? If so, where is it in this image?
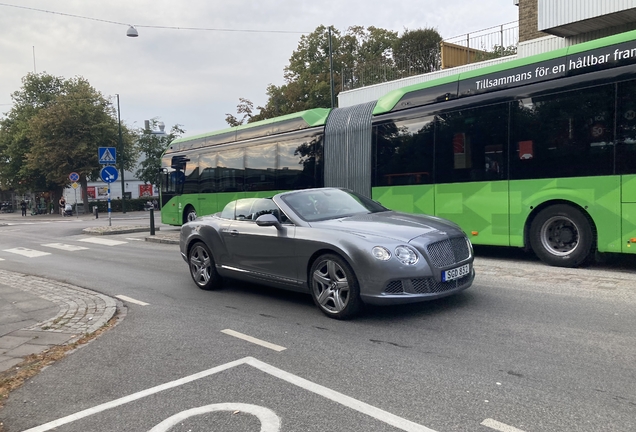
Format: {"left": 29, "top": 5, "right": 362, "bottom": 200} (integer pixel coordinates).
{"left": 116, "top": 94, "right": 126, "bottom": 214}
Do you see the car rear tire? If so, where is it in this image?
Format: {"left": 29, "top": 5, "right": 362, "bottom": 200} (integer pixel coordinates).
{"left": 529, "top": 204, "right": 594, "bottom": 268}
{"left": 309, "top": 254, "right": 362, "bottom": 319}
{"left": 188, "top": 242, "right": 222, "bottom": 290}
{"left": 184, "top": 206, "right": 197, "bottom": 224}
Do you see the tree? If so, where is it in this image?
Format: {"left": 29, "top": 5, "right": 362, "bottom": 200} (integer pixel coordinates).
{"left": 135, "top": 119, "right": 184, "bottom": 189}
{"left": 224, "top": 98, "right": 255, "bottom": 127}
{"left": 0, "top": 74, "right": 137, "bottom": 210}
{"left": 226, "top": 26, "right": 442, "bottom": 124}
{"left": 393, "top": 28, "right": 443, "bottom": 76}
{"left": 0, "top": 73, "right": 65, "bottom": 194}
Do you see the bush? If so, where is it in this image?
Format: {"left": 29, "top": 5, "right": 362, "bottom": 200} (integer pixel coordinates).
{"left": 88, "top": 198, "right": 157, "bottom": 213}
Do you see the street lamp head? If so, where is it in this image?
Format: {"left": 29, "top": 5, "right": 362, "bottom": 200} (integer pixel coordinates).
{"left": 126, "top": 26, "right": 139, "bottom": 37}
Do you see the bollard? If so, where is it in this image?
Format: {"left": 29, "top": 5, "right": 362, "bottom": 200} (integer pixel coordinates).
{"left": 94, "top": 205, "right": 99, "bottom": 219}
{"left": 149, "top": 208, "right": 155, "bottom": 235}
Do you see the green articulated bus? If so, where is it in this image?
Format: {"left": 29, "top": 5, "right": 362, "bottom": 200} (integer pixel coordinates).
{"left": 160, "top": 29, "right": 636, "bottom": 267}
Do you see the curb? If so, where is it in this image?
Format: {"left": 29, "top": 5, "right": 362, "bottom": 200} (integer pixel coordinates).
{"left": 83, "top": 226, "right": 160, "bottom": 236}
{"left": 145, "top": 235, "right": 179, "bottom": 245}
{"left": 0, "top": 269, "right": 119, "bottom": 374}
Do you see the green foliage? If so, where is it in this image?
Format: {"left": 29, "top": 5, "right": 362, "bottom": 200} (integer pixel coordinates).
{"left": 227, "top": 25, "right": 443, "bottom": 125}
{"left": 135, "top": 119, "right": 184, "bottom": 187}
{"left": 0, "top": 73, "right": 65, "bottom": 193}
{"left": 224, "top": 98, "right": 254, "bottom": 127}
{"left": 393, "top": 28, "right": 443, "bottom": 75}
{"left": 474, "top": 44, "right": 518, "bottom": 62}
{"left": 0, "top": 73, "right": 136, "bottom": 213}
{"left": 90, "top": 197, "right": 155, "bottom": 213}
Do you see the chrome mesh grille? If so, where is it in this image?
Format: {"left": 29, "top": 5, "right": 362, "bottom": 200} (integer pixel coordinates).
{"left": 384, "top": 280, "right": 404, "bottom": 294}
{"left": 411, "top": 275, "right": 472, "bottom": 294}
{"left": 426, "top": 237, "right": 470, "bottom": 267}
{"left": 383, "top": 274, "right": 471, "bottom": 295}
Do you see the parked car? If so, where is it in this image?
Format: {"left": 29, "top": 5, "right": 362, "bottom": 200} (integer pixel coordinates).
{"left": 180, "top": 187, "right": 475, "bottom": 319}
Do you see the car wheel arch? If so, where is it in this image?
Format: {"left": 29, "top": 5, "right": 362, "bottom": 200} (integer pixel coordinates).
{"left": 306, "top": 248, "right": 355, "bottom": 283}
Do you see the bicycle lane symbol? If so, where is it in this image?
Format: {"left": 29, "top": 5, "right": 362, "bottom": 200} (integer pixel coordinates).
{"left": 23, "top": 357, "right": 436, "bottom": 432}
{"left": 148, "top": 403, "right": 280, "bottom": 432}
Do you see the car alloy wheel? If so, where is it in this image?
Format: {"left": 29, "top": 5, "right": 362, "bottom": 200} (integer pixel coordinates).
{"left": 310, "top": 254, "right": 362, "bottom": 319}
{"left": 188, "top": 242, "right": 221, "bottom": 290}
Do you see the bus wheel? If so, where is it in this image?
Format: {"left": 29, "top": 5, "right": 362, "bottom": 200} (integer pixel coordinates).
{"left": 529, "top": 204, "right": 593, "bottom": 268}
{"left": 183, "top": 206, "right": 197, "bottom": 224}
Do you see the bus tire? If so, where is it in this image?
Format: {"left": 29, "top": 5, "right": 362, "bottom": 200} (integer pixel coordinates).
{"left": 529, "top": 204, "right": 594, "bottom": 268}
{"left": 183, "top": 205, "right": 197, "bottom": 224}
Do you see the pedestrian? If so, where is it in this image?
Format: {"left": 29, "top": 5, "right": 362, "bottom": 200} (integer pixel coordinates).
{"left": 59, "top": 196, "right": 66, "bottom": 216}
{"left": 153, "top": 198, "right": 158, "bottom": 209}
{"left": 20, "top": 199, "right": 27, "bottom": 216}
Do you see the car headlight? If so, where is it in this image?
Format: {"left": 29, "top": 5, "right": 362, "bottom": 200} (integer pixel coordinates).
{"left": 394, "top": 245, "right": 419, "bottom": 265}
{"left": 371, "top": 246, "right": 391, "bottom": 261}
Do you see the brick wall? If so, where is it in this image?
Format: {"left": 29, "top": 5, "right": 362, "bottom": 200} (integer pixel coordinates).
{"left": 518, "top": 0, "right": 549, "bottom": 42}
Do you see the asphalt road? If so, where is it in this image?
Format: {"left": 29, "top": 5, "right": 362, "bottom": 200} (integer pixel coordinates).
{"left": 0, "top": 213, "right": 634, "bottom": 432}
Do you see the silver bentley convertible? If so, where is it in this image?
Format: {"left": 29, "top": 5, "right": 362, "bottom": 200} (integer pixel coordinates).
{"left": 180, "top": 188, "right": 475, "bottom": 319}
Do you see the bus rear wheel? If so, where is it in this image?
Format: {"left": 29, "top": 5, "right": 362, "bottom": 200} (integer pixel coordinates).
{"left": 183, "top": 206, "right": 197, "bottom": 224}
{"left": 529, "top": 204, "right": 593, "bottom": 268}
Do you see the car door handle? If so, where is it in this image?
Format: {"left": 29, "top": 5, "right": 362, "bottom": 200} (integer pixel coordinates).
{"left": 229, "top": 230, "right": 239, "bottom": 236}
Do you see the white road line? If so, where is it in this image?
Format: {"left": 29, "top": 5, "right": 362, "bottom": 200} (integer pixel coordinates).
{"left": 115, "top": 295, "right": 149, "bottom": 306}
{"left": 2, "top": 247, "right": 51, "bottom": 258}
{"left": 23, "top": 356, "right": 436, "bottom": 432}
{"left": 149, "top": 403, "right": 280, "bottom": 432}
{"left": 0, "top": 258, "right": 4, "bottom": 261}
{"left": 78, "top": 237, "right": 128, "bottom": 246}
{"left": 221, "top": 329, "right": 286, "bottom": 352}
{"left": 481, "top": 418, "right": 527, "bottom": 432}
{"left": 41, "top": 243, "right": 89, "bottom": 252}
{"left": 125, "top": 238, "right": 143, "bottom": 241}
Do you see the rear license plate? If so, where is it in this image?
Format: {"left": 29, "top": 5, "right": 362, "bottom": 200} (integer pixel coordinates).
{"left": 442, "top": 264, "right": 470, "bottom": 282}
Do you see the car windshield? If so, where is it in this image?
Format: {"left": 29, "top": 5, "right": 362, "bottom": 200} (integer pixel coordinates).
{"left": 281, "top": 188, "right": 387, "bottom": 222}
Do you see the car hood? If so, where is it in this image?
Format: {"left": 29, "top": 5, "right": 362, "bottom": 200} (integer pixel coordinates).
{"left": 310, "top": 211, "right": 463, "bottom": 242}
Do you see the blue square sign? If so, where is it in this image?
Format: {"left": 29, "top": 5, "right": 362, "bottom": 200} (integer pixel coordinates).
{"left": 98, "top": 147, "right": 117, "bottom": 164}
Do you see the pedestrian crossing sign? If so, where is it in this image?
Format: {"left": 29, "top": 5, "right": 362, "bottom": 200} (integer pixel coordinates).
{"left": 98, "top": 147, "right": 117, "bottom": 164}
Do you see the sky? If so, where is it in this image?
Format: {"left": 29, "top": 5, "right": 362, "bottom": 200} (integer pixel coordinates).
{"left": 0, "top": 0, "right": 519, "bottom": 137}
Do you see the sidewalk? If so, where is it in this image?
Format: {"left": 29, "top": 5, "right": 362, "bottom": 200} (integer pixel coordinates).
{"left": 0, "top": 210, "right": 179, "bottom": 374}
{"left": 0, "top": 270, "right": 117, "bottom": 373}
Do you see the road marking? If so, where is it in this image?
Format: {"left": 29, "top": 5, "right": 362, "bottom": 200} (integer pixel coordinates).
{"left": 481, "top": 419, "right": 527, "bottom": 432}
{"left": 221, "top": 329, "right": 286, "bottom": 352}
{"left": 23, "top": 356, "right": 436, "bottom": 432}
{"left": 115, "top": 295, "right": 149, "bottom": 306}
{"left": 2, "top": 247, "right": 51, "bottom": 258}
{"left": 42, "top": 243, "right": 89, "bottom": 252}
{"left": 78, "top": 237, "right": 128, "bottom": 246}
{"left": 125, "top": 237, "right": 144, "bottom": 241}
{"left": 149, "top": 403, "right": 280, "bottom": 432}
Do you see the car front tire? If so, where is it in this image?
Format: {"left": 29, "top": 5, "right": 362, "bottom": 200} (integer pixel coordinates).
{"left": 309, "top": 254, "right": 362, "bottom": 319}
{"left": 188, "top": 242, "right": 222, "bottom": 290}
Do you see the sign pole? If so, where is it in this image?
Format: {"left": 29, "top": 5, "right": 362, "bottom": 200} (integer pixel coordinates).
{"left": 107, "top": 183, "right": 111, "bottom": 226}
{"left": 74, "top": 187, "right": 78, "bottom": 218}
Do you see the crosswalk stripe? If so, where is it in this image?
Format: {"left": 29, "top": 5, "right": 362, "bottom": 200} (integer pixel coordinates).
{"left": 78, "top": 237, "right": 128, "bottom": 246}
{"left": 42, "top": 243, "right": 89, "bottom": 252}
{"left": 3, "top": 248, "right": 51, "bottom": 258}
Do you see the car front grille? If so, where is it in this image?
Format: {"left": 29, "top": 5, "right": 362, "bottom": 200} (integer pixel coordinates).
{"left": 382, "top": 274, "right": 471, "bottom": 295}
{"left": 426, "top": 237, "right": 470, "bottom": 267}
{"left": 411, "top": 275, "right": 471, "bottom": 294}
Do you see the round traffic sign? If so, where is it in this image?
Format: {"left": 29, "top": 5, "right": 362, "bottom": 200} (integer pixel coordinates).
{"left": 100, "top": 166, "right": 119, "bottom": 183}
{"left": 69, "top": 172, "right": 80, "bottom": 182}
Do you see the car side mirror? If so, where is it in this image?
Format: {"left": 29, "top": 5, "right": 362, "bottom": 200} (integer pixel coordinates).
{"left": 255, "top": 213, "right": 282, "bottom": 230}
